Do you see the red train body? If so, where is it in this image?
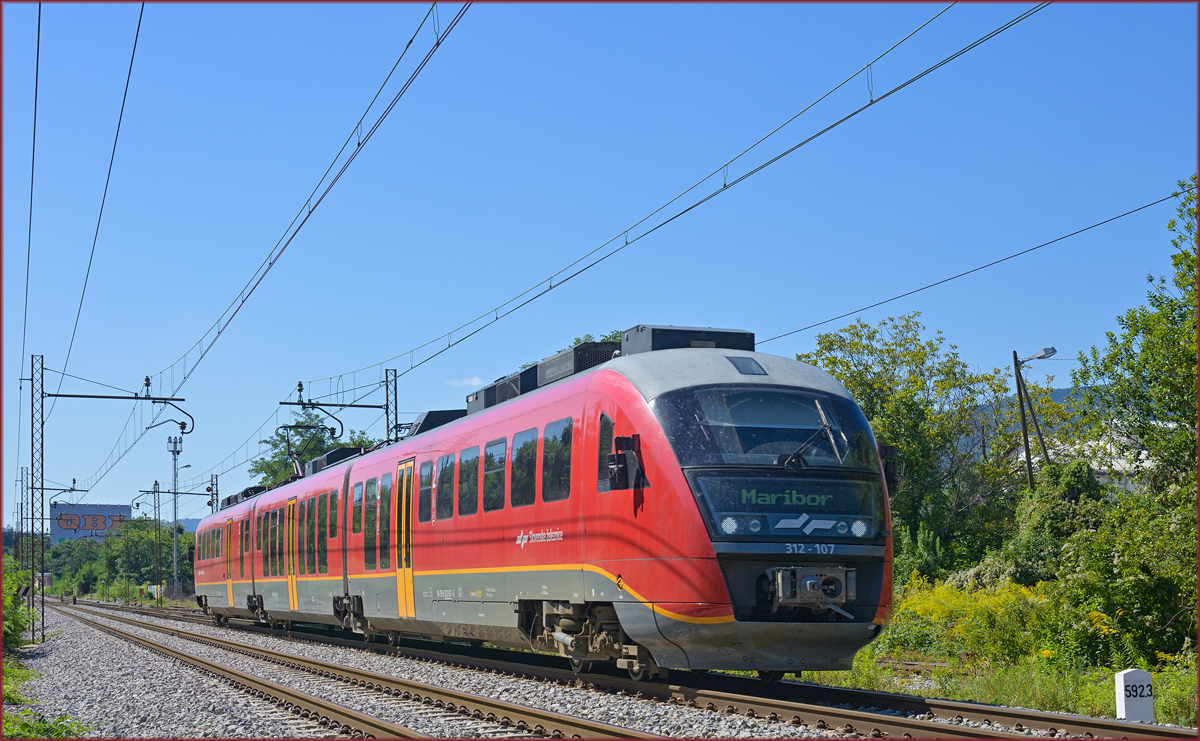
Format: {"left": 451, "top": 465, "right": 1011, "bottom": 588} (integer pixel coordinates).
{"left": 196, "top": 327, "right": 893, "bottom": 676}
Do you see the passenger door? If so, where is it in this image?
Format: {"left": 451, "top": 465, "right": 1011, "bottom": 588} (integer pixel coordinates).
{"left": 285, "top": 498, "right": 299, "bottom": 611}
{"left": 395, "top": 460, "right": 416, "bottom": 618}
{"left": 224, "top": 518, "right": 234, "bottom": 606}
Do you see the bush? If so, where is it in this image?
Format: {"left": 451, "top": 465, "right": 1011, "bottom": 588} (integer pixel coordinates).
{"left": 3, "top": 555, "right": 34, "bottom": 652}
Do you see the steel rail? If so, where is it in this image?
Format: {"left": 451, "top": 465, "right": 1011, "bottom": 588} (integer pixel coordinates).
{"left": 63, "top": 604, "right": 661, "bottom": 740}
{"left": 82, "top": 600, "right": 1197, "bottom": 739}
{"left": 50, "top": 605, "right": 429, "bottom": 739}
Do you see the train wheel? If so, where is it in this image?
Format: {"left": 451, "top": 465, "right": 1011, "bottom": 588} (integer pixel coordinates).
{"left": 568, "top": 657, "right": 593, "bottom": 674}
{"left": 756, "top": 670, "right": 785, "bottom": 682}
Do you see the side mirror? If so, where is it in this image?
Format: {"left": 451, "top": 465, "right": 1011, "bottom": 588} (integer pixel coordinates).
{"left": 607, "top": 435, "right": 642, "bottom": 490}
{"left": 879, "top": 444, "right": 898, "bottom": 498}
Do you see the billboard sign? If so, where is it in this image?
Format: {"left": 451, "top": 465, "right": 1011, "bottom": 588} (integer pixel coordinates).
{"left": 50, "top": 503, "right": 131, "bottom": 544}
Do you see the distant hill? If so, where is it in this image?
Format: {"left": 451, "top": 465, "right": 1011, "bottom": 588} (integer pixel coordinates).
{"left": 179, "top": 518, "right": 202, "bottom": 533}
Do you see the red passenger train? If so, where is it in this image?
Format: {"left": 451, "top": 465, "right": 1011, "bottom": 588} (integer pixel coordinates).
{"left": 195, "top": 325, "right": 894, "bottom": 679}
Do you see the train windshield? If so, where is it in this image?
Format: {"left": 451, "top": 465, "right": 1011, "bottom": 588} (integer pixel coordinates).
{"left": 651, "top": 385, "right": 885, "bottom": 539}
{"left": 650, "top": 385, "right": 881, "bottom": 471}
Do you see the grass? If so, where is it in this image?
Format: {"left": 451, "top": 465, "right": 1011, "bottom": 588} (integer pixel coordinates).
{"left": 798, "top": 649, "right": 1197, "bottom": 727}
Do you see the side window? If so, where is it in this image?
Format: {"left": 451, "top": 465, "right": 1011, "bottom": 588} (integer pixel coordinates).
{"left": 542, "top": 417, "right": 573, "bottom": 502}
{"left": 352, "top": 482, "right": 364, "bottom": 535}
{"left": 260, "top": 519, "right": 268, "bottom": 575}
{"left": 276, "top": 508, "right": 285, "bottom": 575}
{"left": 458, "top": 446, "right": 479, "bottom": 516}
{"left": 297, "top": 501, "right": 307, "bottom": 575}
{"left": 364, "top": 478, "right": 378, "bottom": 570}
{"left": 597, "top": 413, "right": 614, "bottom": 493}
{"left": 436, "top": 454, "right": 456, "bottom": 520}
{"left": 418, "top": 461, "right": 433, "bottom": 523}
{"left": 511, "top": 428, "right": 538, "bottom": 507}
{"left": 306, "top": 496, "right": 317, "bottom": 575}
{"left": 483, "top": 439, "right": 507, "bottom": 512}
{"left": 329, "top": 489, "right": 339, "bottom": 538}
{"left": 239, "top": 520, "right": 245, "bottom": 579}
{"left": 379, "top": 474, "right": 392, "bottom": 570}
{"left": 269, "top": 510, "right": 279, "bottom": 577}
{"left": 317, "top": 493, "right": 329, "bottom": 574}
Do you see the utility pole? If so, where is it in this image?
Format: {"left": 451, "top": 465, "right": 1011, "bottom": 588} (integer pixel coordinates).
{"left": 168, "top": 435, "right": 182, "bottom": 597}
{"left": 31, "top": 354, "right": 44, "bottom": 641}
{"left": 153, "top": 480, "right": 161, "bottom": 606}
{"left": 1013, "top": 351, "right": 1035, "bottom": 490}
{"left": 385, "top": 369, "right": 398, "bottom": 443}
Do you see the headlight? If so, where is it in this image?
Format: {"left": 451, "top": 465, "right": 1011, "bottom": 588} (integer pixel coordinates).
{"left": 720, "top": 516, "right": 740, "bottom": 534}
{"left": 836, "top": 521, "right": 849, "bottom": 535}
{"left": 748, "top": 518, "right": 762, "bottom": 533}
{"left": 851, "top": 520, "right": 869, "bottom": 537}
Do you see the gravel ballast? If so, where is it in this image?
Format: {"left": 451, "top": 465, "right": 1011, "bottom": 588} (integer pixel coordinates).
{"left": 44, "top": 605, "right": 848, "bottom": 738}
{"left": 16, "top": 608, "right": 331, "bottom": 738}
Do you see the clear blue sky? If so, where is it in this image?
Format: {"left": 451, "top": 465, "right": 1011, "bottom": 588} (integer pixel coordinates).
{"left": 4, "top": 3, "right": 1196, "bottom": 526}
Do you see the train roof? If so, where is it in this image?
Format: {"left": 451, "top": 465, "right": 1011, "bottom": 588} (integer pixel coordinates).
{"left": 203, "top": 325, "right": 852, "bottom": 520}
{"left": 599, "top": 347, "right": 852, "bottom": 403}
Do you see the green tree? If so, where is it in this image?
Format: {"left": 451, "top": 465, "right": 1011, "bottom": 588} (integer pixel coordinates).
{"left": 1044, "top": 175, "right": 1199, "bottom": 666}
{"left": 1070, "top": 175, "right": 1197, "bottom": 493}
{"left": 797, "top": 312, "right": 1068, "bottom": 580}
{"left": 248, "top": 408, "right": 378, "bottom": 487}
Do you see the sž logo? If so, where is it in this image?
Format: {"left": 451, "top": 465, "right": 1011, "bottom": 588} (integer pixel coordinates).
{"left": 515, "top": 529, "right": 564, "bottom": 548}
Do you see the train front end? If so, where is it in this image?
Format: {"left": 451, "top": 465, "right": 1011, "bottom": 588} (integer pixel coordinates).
{"left": 607, "top": 334, "right": 892, "bottom": 673}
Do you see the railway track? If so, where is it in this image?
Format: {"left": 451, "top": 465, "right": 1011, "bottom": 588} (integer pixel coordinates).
{"left": 78, "top": 600, "right": 1197, "bottom": 739}
{"left": 58, "top": 604, "right": 660, "bottom": 739}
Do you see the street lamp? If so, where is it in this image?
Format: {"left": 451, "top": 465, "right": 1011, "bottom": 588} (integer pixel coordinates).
{"left": 1013, "top": 347, "right": 1056, "bottom": 489}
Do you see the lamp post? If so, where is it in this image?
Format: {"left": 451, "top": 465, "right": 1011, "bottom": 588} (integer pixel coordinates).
{"left": 168, "top": 436, "right": 183, "bottom": 598}
{"left": 1013, "top": 346, "right": 1056, "bottom": 489}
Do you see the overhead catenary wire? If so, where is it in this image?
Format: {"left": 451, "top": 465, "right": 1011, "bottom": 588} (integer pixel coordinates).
{"left": 48, "top": 3, "right": 145, "bottom": 421}
{"left": 182, "top": 3, "right": 1042, "bottom": 494}
{"left": 305, "top": 3, "right": 1048, "bottom": 392}
{"left": 14, "top": 4, "right": 43, "bottom": 510}
{"left": 162, "top": 3, "right": 1042, "bottom": 500}
{"left": 757, "top": 188, "right": 1196, "bottom": 345}
{"left": 73, "top": 4, "right": 469, "bottom": 498}
{"left": 305, "top": 4, "right": 957, "bottom": 388}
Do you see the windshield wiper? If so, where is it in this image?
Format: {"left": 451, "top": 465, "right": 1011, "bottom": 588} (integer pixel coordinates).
{"left": 779, "top": 424, "right": 832, "bottom": 468}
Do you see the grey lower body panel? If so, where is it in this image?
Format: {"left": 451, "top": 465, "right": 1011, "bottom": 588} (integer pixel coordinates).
{"left": 653, "top": 609, "right": 879, "bottom": 671}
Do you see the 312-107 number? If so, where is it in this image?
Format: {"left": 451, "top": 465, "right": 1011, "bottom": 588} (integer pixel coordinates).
{"left": 785, "top": 543, "right": 836, "bottom": 554}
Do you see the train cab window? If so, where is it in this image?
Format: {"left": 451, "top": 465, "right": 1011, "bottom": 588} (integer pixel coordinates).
{"left": 307, "top": 496, "right": 317, "bottom": 575}
{"left": 458, "top": 446, "right": 479, "bottom": 517}
{"left": 511, "top": 428, "right": 538, "bottom": 508}
{"left": 597, "top": 413, "right": 614, "bottom": 493}
{"left": 297, "top": 501, "right": 307, "bottom": 576}
{"left": 436, "top": 455, "right": 455, "bottom": 520}
{"left": 329, "top": 489, "right": 338, "bottom": 538}
{"left": 483, "top": 439, "right": 507, "bottom": 512}
{"left": 542, "top": 417, "right": 573, "bottom": 503}
{"left": 418, "top": 461, "right": 433, "bottom": 523}
{"left": 352, "top": 482, "right": 364, "bottom": 535}
{"left": 379, "top": 474, "right": 392, "bottom": 570}
{"left": 317, "top": 493, "right": 329, "bottom": 574}
{"left": 364, "top": 478, "right": 378, "bottom": 570}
